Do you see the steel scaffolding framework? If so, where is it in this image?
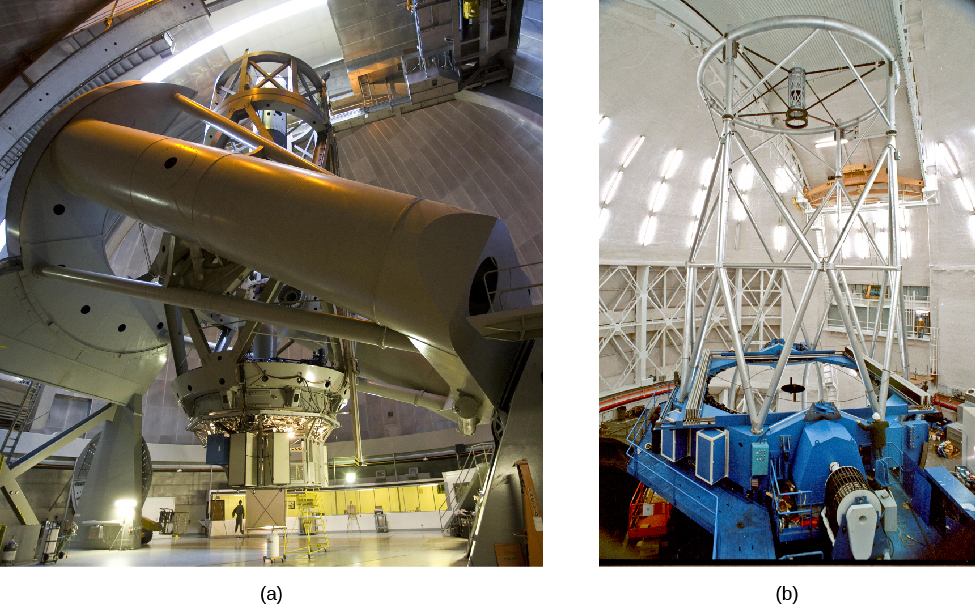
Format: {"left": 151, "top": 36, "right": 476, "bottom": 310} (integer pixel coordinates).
{"left": 599, "top": 264, "right": 783, "bottom": 397}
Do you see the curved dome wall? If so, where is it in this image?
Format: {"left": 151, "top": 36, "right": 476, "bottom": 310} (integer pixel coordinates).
{"left": 336, "top": 97, "right": 543, "bottom": 289}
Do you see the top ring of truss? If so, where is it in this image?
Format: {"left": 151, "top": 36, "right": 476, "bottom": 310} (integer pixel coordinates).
{"left": 697, "top": 16, "right": 900, "bottom": 137}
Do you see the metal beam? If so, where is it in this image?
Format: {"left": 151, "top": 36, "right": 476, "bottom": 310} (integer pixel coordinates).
{"left": 6, "top": 403, "right": 119, "bottom": 478}
{"left": 33, "top": 264, "right": 417, "bottom": 353}
{"left": 172, "top": 93, "right": 330, "bottom": 175}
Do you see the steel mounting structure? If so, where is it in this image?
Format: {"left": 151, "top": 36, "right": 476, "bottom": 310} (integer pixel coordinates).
{"left": 681, "top": 16, "right": 910, "bottom": 434}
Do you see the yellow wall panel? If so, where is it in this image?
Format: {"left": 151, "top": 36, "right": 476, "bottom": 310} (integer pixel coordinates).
{"left": 318, "top": 492, "right": 334, "bottom": 516}
{"left": 373, "top": 487, "right": 390, "bottom": 512}
{"left": 402, "top": 486, "right": 420, "bottom": 512}
{"left": 389, "top": 487, "right": 404, "bottom": 512}
{"left": 418, "top": 485, "right": 436, "bottom": 512}
{"left": 359, "top": 489, "right": 376, "bottom": 513}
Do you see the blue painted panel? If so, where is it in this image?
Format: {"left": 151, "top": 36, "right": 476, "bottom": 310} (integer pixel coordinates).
{"left": 791, "top": 421, "right": 864, "bottom": 503}
{"left": 662, "top": 428, "right": 689, "bottom": 462}
{"left": 696, "top": 429, "right": 727, "bottom": 485}
{"left": 205, "top": 434, "right": 230, "bottom": 465}
{"left": 926, "top": 467, "right": 975, "bottom": 523}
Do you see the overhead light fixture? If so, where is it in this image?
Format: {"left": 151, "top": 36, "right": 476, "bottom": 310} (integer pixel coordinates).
{"left": 685, "top": 221, "right": 697, "bottom": 247}
{"left": 143, "top": 0, "right": 329, "bottom": 82}
{"left": 663, "top": 149, "right": 683, "bottom": 179}
{"left": 599, "top": 206, "right": 610, "bottom": 237}
{"left": 115, "top": 499, "right": 137, "bottom": 509}
{"left": 815, "top": 136, "right": 849, "bottom": 148}
{"left": 901, "top": 230, "right": 912, "bottom": 259}
{"left": 692, "top": 189, "right": 706, "bottom": 217}
{"left": 876, "top": 229, "right": 888, "bottom": 256}
{"left": 773, "top": 224, "right": 786, "bottom": 252}
{"left": 938, "top": 142, "right": 960, "bottom": 177}
{"left": 604, "top": 171, "right": 623, "bottom": 204}
{"left": 640, "top": 216, "right": 657, "bottom": 246}
{"left": 854, "top": 231, "right": 869, "bottom": 259}
{"left": 953, "top": 178, "right": 974, "bottom": 210}
{"left": 738, "top": 163, "right": 755, "bottom": 191}
{"left": 700, "top": 158, "right": 715, "bottom": 186}
{"left": 622, "top": 136, "right": 645, "bottom": 168}
{"left": 841, "top": 233, "right": 853, "bottom": 259}
{"left": 345, "top": 472, "right": 356, "bottom": 484}
{"left": 774, "top": 167, "right": 792, "bottom": 194}
{"left": 733, "top": 195, "right": 747, "bottom": 221}
{"left": 177, "top": 467, "right": 183, "bottom": 473}
{"left": 954, "top": 177, "right": 975, "bottom": 212}
{"left": 649, "top": 182, "right": 668, "bottom": 212}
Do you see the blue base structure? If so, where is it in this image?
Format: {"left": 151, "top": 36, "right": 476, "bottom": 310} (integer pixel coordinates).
{"left": 625, "top": 340, "right": 971, "bottom": 560}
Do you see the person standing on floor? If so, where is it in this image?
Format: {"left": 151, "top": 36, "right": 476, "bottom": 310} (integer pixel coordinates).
{"left": 232, "top": 500, "right": 245, "bottom": 535}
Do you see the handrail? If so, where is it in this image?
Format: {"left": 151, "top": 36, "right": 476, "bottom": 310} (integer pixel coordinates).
{"left": 482, "top": 261, "right": 543, "bottom": 312}
{"left": 626, "top": 448, "right": 721, "bottom": 558}
{"left": 439, "top": 443, "right": 493, "bottom": 536}
{"left": 769, "top": 460, "right": 816, "bottom": 539}
{"left": 599, "top": 381, "right": 676, "bottom": 412}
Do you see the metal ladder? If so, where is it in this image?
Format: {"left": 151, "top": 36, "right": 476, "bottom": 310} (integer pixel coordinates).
{"left": 0, "top": 381, "right": 43, "bottom": 462}
{"left": 821, "top": 364, "right": 838, "bottom": 402}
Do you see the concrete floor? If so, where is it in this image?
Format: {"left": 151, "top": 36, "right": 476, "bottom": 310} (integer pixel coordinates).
{"left": 17, "top": 531, "right": 468, "bottom": 567}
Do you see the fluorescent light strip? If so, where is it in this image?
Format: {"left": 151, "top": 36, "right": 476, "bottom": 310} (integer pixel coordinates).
{"left": 815, "top": 138, "right": 848, "bottom": 148}
{"left": 953, "top": 178, "right": 974, "bottom": 211}
{"left": 692, "top": 189, "right": 706, "bottom": 218}
{"left": 700, "top": 158, "right": 715, "bottom": 186}
{"left": 733, "top": 195, "right": 747, "bottom": 221}
{"left": 622, "top": 136, "right": 645, "bottom": 168}
{"left": 774, "top": 167, "right": 792, "bottom": 194}
{"left": 143, "top": 0, "right": 328, "bottom": 82}
{"left": 641, "top": 216, "right": 657, "bottom": 246}
{"left": 604, "top": 171, "right": 623, "bottom": 204}
{"left": 685, "top": 221, "right": 696, "bottom": 247}
{"left": 649, "top": 182, "right": 668, "bottom": 213}
{"left": 738, "top": 163, "right": 754, "bottom": 191}
{"left": 939, "top": 142, "right": 960, "bottom": 176}
{"left": 599, "top": 207, "right": 610, "bottom": 238}
{"left": 854, "top": 231, "right": 869, "bottom": 259}
{"left": 773, "top": 224, "right": 786, "bottom": 252}
{"left": 663, "top": 149, "right": 683, "bottom": 179}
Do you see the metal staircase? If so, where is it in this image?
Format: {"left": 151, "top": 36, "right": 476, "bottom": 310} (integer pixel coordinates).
{"left": 0, "top": 381, "right": 43, "bottom": 462}
{"left": 439, "top": 445, "right": 492, "bottom": 538}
